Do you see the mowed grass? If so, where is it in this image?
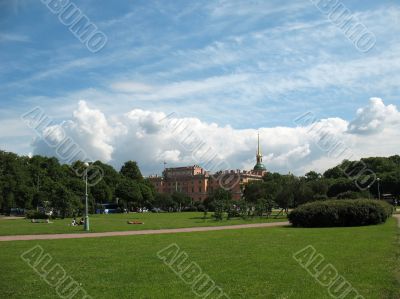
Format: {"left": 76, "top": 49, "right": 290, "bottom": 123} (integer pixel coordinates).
{"left": 0, "top": 212, "right": 288, "bottom": 236}
{"left": 0, "top": 218, "right": 399, "bottom": 299}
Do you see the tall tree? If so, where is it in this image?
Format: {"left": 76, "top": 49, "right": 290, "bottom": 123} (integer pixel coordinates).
{"left": 115, "top": 178, "right": 143, "bottom": 211}
{"left": 120, "top": 161, "right": 143, "bottom": 181}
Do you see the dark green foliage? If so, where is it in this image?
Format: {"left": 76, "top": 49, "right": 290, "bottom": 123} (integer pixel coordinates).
{"left": 1, "top": 148, "right": 399, "bottom": 218}
{"left": 171, "top": 192, "right": 191, "bottom": 212}
{"left": 254, "top": 198, "right": 274, "bottom": 217}
{"left": 212, "top": 200, "right": 224, "bottom": 220}
{"left": 327, "top": 178, "right": 359, "bottom": 197}
{"left": 153, "top": 193, "right": 176, "bottom": 211}
{"left": 0, "top": 151, "right": 155, "bottom": 217}
{"left": 25, "top": 210, "right": 49, "bottom": 219}
{"left": 91, "top": 181, "right": 112, "bottom": 204}
{"left": 140, "top": 184, "right": 155, "bottom": 208}
{"left": 336, "top": 191, "right": 368, "bottom": 199}
{"left": 252, "top": 155, "right": 400, "bottom": 208}
{"left": 304, "top": 171, "right": 321, "bottom": 181}
{"left": 115, "top": 178, "right": 143, "bottom": 210}
{"left": 50, "top": 184, "right": 81, "bottom": 218}
{"left": 207, "top": 188, "right": 233, "bottom": 220}
{"left": 243, "top": 181, "right": 267, "bottom": 203}
{"left": 288, "top": 199, "right": 394, "bottom": 227}
{"left": 120, "top": 161, "right": 143, "bottom": 181}
{"left": 235, "top": 200, "right": 250, "bottom": 219}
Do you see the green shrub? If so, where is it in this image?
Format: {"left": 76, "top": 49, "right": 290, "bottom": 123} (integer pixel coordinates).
{"left": 336, "top": 191, "right": 360, "bottom": 199}
{"left": 288, "top": 199, "right": 393, "bottom": 227}
{"left": 25, "top": 210, "right": 49, "bottom": 219}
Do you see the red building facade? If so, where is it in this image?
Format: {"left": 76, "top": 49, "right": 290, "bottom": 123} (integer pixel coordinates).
{"left": 148, "top": 134, "right": 267, "bottom": 201}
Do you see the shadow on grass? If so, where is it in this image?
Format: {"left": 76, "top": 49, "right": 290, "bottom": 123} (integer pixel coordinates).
{"left": 189, "top": 215, "right": 288, "bottom": 221}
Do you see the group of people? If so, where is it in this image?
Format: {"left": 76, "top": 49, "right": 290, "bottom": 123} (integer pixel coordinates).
{"left": 70, "top": 217, "right": 85, "bottom": 226}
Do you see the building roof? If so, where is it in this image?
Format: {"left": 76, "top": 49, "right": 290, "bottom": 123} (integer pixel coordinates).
{"left": 253, "top": 162, "right": 267, "bottom": 171}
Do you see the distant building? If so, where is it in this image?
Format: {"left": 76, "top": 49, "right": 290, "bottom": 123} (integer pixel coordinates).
{"left": 148, "top": 133, "right": 267, "bottom": 201}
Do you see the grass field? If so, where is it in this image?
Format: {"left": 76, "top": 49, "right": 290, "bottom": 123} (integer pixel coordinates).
{"left": 0, "top": 218, "right": 399, "bottom": 299}
{"left": 0, "top": 212, "right": 288, "bottom": 236}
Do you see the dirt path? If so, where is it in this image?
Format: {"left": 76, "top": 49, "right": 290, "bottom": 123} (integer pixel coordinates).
{"left": 0, "top": 221, "right": 290, "bottom": 242}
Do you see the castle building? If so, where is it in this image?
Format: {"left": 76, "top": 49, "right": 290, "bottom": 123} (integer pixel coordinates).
{"left": 148, "top": 134, "right": 267, "bottom": 201}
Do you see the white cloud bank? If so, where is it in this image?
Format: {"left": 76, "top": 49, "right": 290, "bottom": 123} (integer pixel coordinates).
{"left": 348, "top": 97, "right": 400, "bottom": 134}
{"left": 32, "top": 98, "right": 400, "bottom": 176}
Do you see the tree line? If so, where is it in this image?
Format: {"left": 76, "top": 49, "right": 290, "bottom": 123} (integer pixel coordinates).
{"left": 0, "top": 151, "right": 157, "bottom": 217}
{"left": 237, "top": 156, "right": 400, "bottom": 216}
{"left": 0, "top": 150, "right": 399, "bottom": 218}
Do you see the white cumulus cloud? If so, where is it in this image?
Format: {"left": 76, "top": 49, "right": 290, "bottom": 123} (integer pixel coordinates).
{"left": 347, "top": 97, "right": 400, "bottom": 135}
{"left": 31, "top": 98, "right": 400, "bottom": 176}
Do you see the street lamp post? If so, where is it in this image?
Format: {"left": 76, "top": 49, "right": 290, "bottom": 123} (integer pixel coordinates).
{"left": 377, "top": 178, "right": 381, "bottom": 200}
{"left": 84, "top": 162, "right": 90, "bottom": 231}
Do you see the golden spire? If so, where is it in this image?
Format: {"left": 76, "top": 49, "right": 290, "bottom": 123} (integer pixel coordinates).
{"left": 254, "top": 131, "right": 266, "bottom": 171}
{"left": 256, "top": 132, "right": 262, "bottom": 163}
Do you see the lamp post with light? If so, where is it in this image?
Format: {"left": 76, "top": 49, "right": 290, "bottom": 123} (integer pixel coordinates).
{"left": 83, "top": 162, "right": 90, "bottom": 231}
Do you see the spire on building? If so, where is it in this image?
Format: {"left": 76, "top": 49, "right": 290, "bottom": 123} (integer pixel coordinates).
{"left": 257, "top": 132, "right": 262, "bottom": 160}
{"left": 253, "top": 131, "right": 266, "bottom": 171}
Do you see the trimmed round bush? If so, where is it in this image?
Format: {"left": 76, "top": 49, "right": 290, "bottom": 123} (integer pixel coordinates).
{"left": 289, "top": 199, "right": 394, "bottom": 227}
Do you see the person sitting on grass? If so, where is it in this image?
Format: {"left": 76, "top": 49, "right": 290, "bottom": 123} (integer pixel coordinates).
{"left": 79, "top": 218, "right": 85, "bottom": 226}
{"left": 70, "top": 217, "right": 77, "bottom": 226}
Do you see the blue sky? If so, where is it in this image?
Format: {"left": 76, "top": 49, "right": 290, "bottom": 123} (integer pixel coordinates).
{"left": 1, "top": 0, "right": 400, "bottom": 174}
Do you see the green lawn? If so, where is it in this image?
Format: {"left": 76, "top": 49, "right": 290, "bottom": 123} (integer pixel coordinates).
{"left": 0, "top": 212, "right": 288, "bottom": 236}
{"left": 0, "top": 218, "right": 398, "bottom": 299}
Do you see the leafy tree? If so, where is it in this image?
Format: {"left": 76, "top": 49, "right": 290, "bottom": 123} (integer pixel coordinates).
{"left": 154, "top": 193, "right": 176, "bottom": 211}
{"left": 243, "top": 181, "right": 266, "bottom": 203}
{"left": 171, "top": 191, "right": 191, "bottom": 212}
{"left": 254, "top": 198, "right": 274, "bottom": 218}
{"left": 323, "top": 165, "right": 345, "bottom": 179}
{"left": 93, "top": 160, "right": 121, "bottom": 197}
{"left": 305, "top": 171, "right": 321, "bottom": 181}
{"left": 207, "top": 188, "right": 232, "bottom": 220}
{"left": 327, "top": 178, "right": 358, "bottom": 197}
{"left": 274, "top": 175, "right": 296, "bottom": 213}
{"left": 51, "top": 184, "right": 81, "bottom": 218}
{"left": 213, "top": 200, "right": 224, "bottom": 220}
{"left": 140, "top": 183, "right": 155, "bottom": 208}
{"left": 15, "top": 185, "right": 35, "bottom": 209}
{"left": 91, "top": 181, "right": 112, "bottom": 203}
{"left": 307, "top": 179, "right": 329, "bottom": 197}
{"left": 235, "top": 200, "right": 250, "bottom": 219}
{"left": 115, "top": 178, "right": 143, "bottom": 211}
{"left": 293, "top": 181, "right": 314, "bottom": 206}
{"left": 120, "top": 161, "right": 143, "bottom": 181}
